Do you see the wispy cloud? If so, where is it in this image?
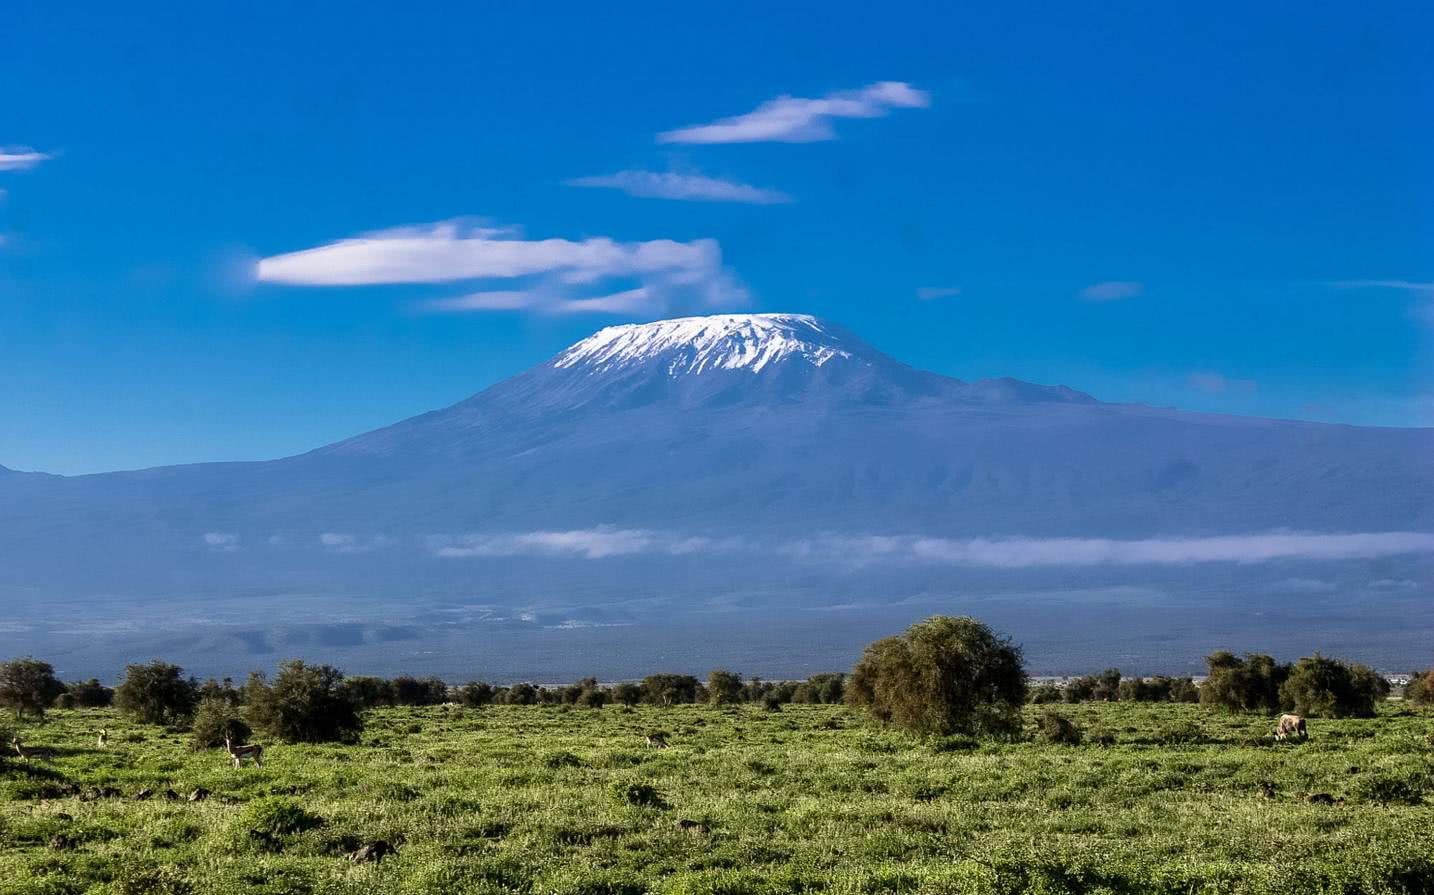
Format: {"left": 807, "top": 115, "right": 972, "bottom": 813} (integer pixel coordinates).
{"left": 659, "top": 81, "right": 930, "bottom": 144}
{"left": 257, "top": 219, "right": 747, "bottom": 316}
{"left": 428, "top": 527, "right": 738, "bottom": 560}
{"left": 0, "top": 147, "right": 52, "bottom": 172}
{"left": 202, "top": 532, "right": 240, "bottom": 552}
{"left": 1330, "top": 280, "right": 1434, "bottom": 294}
{"left": 1079, "top": 281, "right": 1144, "bottom": 302}
{"left": 1187, "top": 371, "right": 1257, "bottom": 395}
{"left": 916, "top": 286, "right": 961, "bottom": 301}
{"left": 567, "top": 171, "right": 791, "bottom": 204}
{"left": 783, "top": 531, "right": 1434, "bottom": 568}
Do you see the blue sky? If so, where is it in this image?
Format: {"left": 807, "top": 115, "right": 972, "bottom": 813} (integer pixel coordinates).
{"left": 2, "top": 2, "right": 1430, "bottom": 474}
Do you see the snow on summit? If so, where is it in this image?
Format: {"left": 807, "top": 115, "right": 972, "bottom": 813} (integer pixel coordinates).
{"left": 554, "top": 314, "right": 857, "bottom": 376}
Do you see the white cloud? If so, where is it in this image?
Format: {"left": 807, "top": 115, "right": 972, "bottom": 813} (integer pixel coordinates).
{"left": 659, "top": 81, "right": 930, "bottom": 144}
{"left": 0, "top": 147, "right": 51, "bottom": 172}
{"left": 258, "top": 219, "right": 748, "bottom": 316}
{"left": 567, "top": 171, "right": 791, "bottom": 204}
{"left": 429, "top": 527, "right": 738, "bottom": 560}
{"left": 1331, "top": 280, "right": 1434, "bottom": 327}
{"left": 1079, "top": 281, "right": 1144, "bottom": 302}
{"left": 202, "top": 532, "right": 240, "bottom": 552}
{"left": 783, "top": 531, "right": 1434, "bottom": 568}
{"left": 916, "top": 286, "right": 961, "bottom": 301}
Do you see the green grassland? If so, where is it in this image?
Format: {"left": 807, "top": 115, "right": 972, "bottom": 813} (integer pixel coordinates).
{"left": 1, "top": 702, "right": 1432, "bottom": 895}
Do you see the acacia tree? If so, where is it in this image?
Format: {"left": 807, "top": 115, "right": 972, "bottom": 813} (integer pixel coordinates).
{"left": 1279, "top": 654, "right": 1386, "bottom": 718}
{"left": 0, "top": 657, "right": 66, "bottom": 719}
{"left": 246, "top": 660, "right": 362, "bottom": 743}
{"left": 1200, "top": 652, "right": 1289, "bottom": 713}
{"left": 846, "top": 616, "right": 1026, "bottom": 737}
{"left": 707, "top": 670, "right": 743, "bottom": 705}
{"left": 114, "top": 660, "right": 198, "bottom": 725}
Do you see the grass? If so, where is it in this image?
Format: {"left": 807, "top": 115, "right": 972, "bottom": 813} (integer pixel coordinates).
{"left": 0, "top": 702, "right": 1431, "bottom": 894}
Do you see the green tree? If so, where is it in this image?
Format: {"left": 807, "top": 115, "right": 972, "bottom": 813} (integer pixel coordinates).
{"left": 846, "top": 616, "right": 1026, "bottom": 737}
{"left": 342, "top": 676, "right": 396, "bottom": 709}
{"left": 246, "top": 660, "right": 362, "bottom": 743}
{"left": 1406, "top": 669, "right": 1434, "bottom": 707}
{"left": 707, "top": 670, "right": 743, "bottom": 705}
{"left": 0, "top": 657, "right": 66, "bottom": 719}
{"left": 1200, "top": 652, "right": 1289, "bottom": 713}
{"left": 641, "top": 674, "right": 701, "bottom": 706}
{"left": 114, "top": 660, "right": 198, "bottom": 725}
{"left": 190, "top": 696, "right": 252, "bottom": 751}
{"left": 1280, "top": 654, "right": 1384, "bottom": 718}
{"left": 612, "top": 682, "right": 643, "bottom": 707}
{"left": 457, "top": 681, "right": 494, "bottom": 708}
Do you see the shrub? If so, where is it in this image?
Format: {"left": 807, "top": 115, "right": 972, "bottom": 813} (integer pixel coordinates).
{"left": 612, "top": 683, "right": 643, "bottom": 707}
{"left": 1028, "top": 685, "right": 1062, "bottom": 704}
{"left": 578, "top": 688, "right": 610, "bottom": 708}
{"left": 707, "top": 670, "right": 743, "bottom": 705}
{"left": 1280, "top": 654, "right": 1384, "bottom": 718}
{"left": 1064, "top": 669, "right": 1120, "bottom": 703}
{"left": 246, "top": 660, "right": 363, "bottom": 743}
{"left": 610, "top": 780, "right": 663, "bottom": 808}
{"left": 197, "top": 678, "right": 242, "bottom": 706}
{"left": 1038, "top": 712, "right": 1083, "bottom": 745}
{"left": 342, "top": 676, "right": 396, "bottom": 709}
{"left": 457, "top": 681, "right": 495, "bottom": 708}
{"left": 0, "top": 657, "right": 66, "bottom": 719}
{"left": 1351, "top": 771, "right": 1427, "bottom": 806}
{"left": 61, "top": 678, "right": 115, "bottom": 709}
{"left": 190, "top": 697, "right": 252, "bottom": 751}
{"left": 846, "top": 616, "right": 1026, "bottom": 738}
{"left": 641, "top": 674, "right": 702, "bottom": 706}
{"left": 1404, "top": 670, "right": 1434, "bottom": 707}
{"left": 114, "top": 660, "right": 198, "bottom": 725}
{"left": 1200, "top": 652, "right": 1289, "bottom": 713}
{"left": 500, "top": 682, "right": 539, "bottom": 705}
{"left": 792, "top": 673, "right": 846, "bottom": 704}
{"left": 391, "top": 675, "right": 449, "bottom": 706}
{"left": 239, "top": 797, "right": 323, "bottom": 837}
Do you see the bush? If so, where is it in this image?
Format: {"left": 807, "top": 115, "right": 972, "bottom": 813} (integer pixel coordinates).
{"left": 457, "top": 681, "right": 495, "bottom": 708}
{"left": 641, "top": 674, "right": 702, "bottom": 706}
{"left": 612, "top": 683, "right": 643, "bottom": 707}
{"left": 1038, "top": 712, "right": 1083, "bottom": 745}
{"left": 1200, "top": 652, "right": 1288, "bottom": 713}
{"left": 1404, "top": 670, "right": 1434, "bottom": 707}
{"left": 1064, "top": 669, "right": 1121, "bottom": 703}
{"left": 114, "top": 660, "right": 198, "bottom": 725}
{"left": 246, "top": 660, "right": 362, "bottom": 743}
{"left": 239, "top": 797, "right": 323, "bottom": 837}
{"left": 707, "top": 670, "right": 743, "bottom": 705}
{"left": 500, "top": 682, "right": 539, "bottom": 705}
{"left": 791, "top": 673, "right": 846, "bottom": 704}
{"left": 391, "top": 675, "right": 449, "bottom": 706}
{"left": 1280, "top": 654, "right": 1384, "bottom": 718}
{"left": 342, "top": 676, "right": 396, "bottom": 709}
{"left": 197, "top": 678, "right": 242, "bottom": 706}
{"left": 578, "top": 688, "right": 610, "bottom": 708}
{"left": 0, "top": 657, "right": 66, "bottom": 719}
{"left": 846, "top": 616, "right": 1026, "bottom": 738}
{"left": 190, "top": 697, "right": 252, "bottom": 751}
{"left": 61, "top": 678, "right": 114, "bottom": 709}
{"left": 1028, "top": 685, "right": 1063, "bottom": 704}
{"left": 610, "top": 780, "right": 663, "bottom": 808}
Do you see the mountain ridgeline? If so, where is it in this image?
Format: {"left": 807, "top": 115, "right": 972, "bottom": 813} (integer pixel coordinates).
{"left": 1, "top": 313, "right": 1431, "bottom": 678}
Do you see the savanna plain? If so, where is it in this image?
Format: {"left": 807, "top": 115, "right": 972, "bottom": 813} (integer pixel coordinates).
{"left": 2, "top": 702, "right": 1433, "bottom": 895}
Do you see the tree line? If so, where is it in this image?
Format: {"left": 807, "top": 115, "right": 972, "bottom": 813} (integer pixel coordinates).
{"left": 1, "top": 617, "right": 1428, "bottom": 745}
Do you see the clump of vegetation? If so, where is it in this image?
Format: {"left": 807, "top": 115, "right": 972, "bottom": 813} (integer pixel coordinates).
{"left": 1200, "top": 652, "right": 1289, "bottom": 713}
{"left": 641, "top": 674, "right": 702, "bottom": 706}
{"left": 846, "top": 616, "right": 1025, "bottom": 737}
{"left": 1038, "top": 712, "right": 1083, "bottom": 745}
{"left": 457, "top": 680, "right": 495, "bottom": 707}
{"left": 114, "top": 660, "right": 198, "bottom": 725}
{"left": 246, "top": 660, "right": 363, "bottom": 743}
{"left": 55, "top": 678, "right": 114, "bottom": 709}
{"left": 1404, "top": 669, "right": 1434, "bottom": 707}
{"left": 1064, "top": 668, "right": 1121, "bottom": 702}
{"left": 707, "top": 669, "right": 743, "bottom": 705}
{"left": 0, "top": 657, "right": 66, "bottom": 719}
{"left": 610, "top": 780, "right": 664, "bottom": 808}
{"left": 235, "top": 796, "right": 323, "bottom": 851}
{"left": 1279, "top": 653, "right": 1387, "bottom": 718}
{"left": 189, "top": 696, "right": 252, "bottom": 751}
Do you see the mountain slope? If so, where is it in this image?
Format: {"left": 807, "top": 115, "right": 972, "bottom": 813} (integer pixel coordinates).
{"left": 0, "top": 312, "right": 1430, "bottom": 588}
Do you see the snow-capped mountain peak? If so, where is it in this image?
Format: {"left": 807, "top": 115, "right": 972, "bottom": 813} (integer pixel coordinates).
{"left": 554, "top": 314, "right": 859, "bottom": 376}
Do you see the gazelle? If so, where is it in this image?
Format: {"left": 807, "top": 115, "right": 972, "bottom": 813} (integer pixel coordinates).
{"left": 13, "top": 737, "right": 54, "bottom": 763}
{"left": 223, "top": 735, "right": 264, "bottom": 768}
{"left": 96, "top": 729, "right": 109, "bottom": 748}
{"left": 645, "top": 732, "right": 669, "bottom": 749}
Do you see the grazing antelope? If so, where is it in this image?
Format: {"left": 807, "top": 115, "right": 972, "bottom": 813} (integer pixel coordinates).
{"left": 96, "top": 729, "right": 109, "bottom": 748}
{"left": 224, "top": 735, "right": 264, "bottom": 768}
{"left": 13, "top": 737, "right": 54, "bottom": 763}
{"left": 644, "top": 732, "right": 669, "bottom": 749}
{"left": 1274, "top": 713, "right": 1307, "bottom": 741}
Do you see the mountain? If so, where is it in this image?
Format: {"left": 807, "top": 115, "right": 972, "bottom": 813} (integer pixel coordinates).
{"left": 2, "top": 313, "right": 1432, "bottom": 679}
